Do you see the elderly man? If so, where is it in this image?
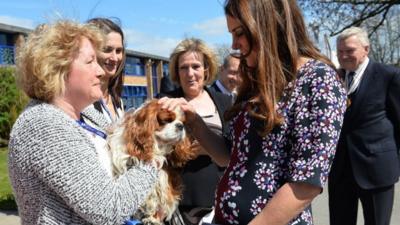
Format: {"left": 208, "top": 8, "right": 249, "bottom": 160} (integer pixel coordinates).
{"left": 210, "top": 55, "right": 240, "bottom": 101}
{"left": 328, "top": 27, "right": 400, "bottom": 225}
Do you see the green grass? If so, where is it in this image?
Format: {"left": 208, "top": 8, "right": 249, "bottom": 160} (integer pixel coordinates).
{"left": 0, "top": 147, "right": 17, "bottom": 210}
{"left": 0, "top": 148, "right": 12, "bottom": 193}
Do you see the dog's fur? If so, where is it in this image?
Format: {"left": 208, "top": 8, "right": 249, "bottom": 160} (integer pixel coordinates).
{"left": 107, "top": 99, "right": 195, "bottom": 225}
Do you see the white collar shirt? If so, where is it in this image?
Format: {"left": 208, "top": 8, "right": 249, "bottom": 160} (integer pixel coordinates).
{"left": 215, "top": 80, "right": 232, "bottom": 96}
{"left": 346, "top": 57, "right": 369, "bottom": 95}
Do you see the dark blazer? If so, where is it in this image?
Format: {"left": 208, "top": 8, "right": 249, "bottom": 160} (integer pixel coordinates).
{"left": 209, "top": 81, "right": 223, "bottom": 93}
{"left": 329, "top": 60, "right": 400, "bottom": 189}
{"left": 158, "top": 86, "right": 232, "bottom": 207}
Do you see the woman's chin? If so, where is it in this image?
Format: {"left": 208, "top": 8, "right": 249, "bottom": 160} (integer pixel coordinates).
{"left": 92, "top": 91, "right": 104, "bottom": 101}
{"left": 185, "top": 88, "right": 203, "bottom": 98}
{"left": 105, "top": 72, "right": 116, "bottom": 79}
{"left": 103, "top": 67, "right": 117, "bottom": 77}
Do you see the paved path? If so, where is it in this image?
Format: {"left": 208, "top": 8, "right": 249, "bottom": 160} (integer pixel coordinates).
{"left": 0, "top": 210, "right": 19, "bottom": 225}
{"left": 0, "top": 184, "right": 398, "bottom": 225}
{"left": 312, "top": 183, "right": 400, "bottom": 225}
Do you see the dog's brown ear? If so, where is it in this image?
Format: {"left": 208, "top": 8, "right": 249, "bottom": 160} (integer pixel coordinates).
{"left": 164, "top": 167, "right": 183, "bottom": 199}
{"left": 168, "top": 137, "right": 197, "bottom": 168}
{"left": 123, "top": 106, "right": 156, "bottom": 162}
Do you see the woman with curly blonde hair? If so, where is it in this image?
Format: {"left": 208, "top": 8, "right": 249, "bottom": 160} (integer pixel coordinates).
{"left": 9, "top": 20, "right": 158, "bottom": 225}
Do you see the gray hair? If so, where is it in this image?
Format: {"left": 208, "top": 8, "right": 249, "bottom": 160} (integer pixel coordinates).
{"left": 222, "top": 53, "right": 240, "bottom": 69}
{"left": 337, "top": 27, "right": 370, "bottom": 47}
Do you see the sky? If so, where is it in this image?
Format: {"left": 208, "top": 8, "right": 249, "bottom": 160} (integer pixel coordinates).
{"left": 0, "top": 0, "right": 232, "bottom": 58}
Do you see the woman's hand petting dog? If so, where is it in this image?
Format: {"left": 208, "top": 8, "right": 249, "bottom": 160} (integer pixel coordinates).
{"left": 158, "top": 97, "right": 198, "bottom": 127}
{"left": 107, "top": 99, "right": 196, "bottom": 225}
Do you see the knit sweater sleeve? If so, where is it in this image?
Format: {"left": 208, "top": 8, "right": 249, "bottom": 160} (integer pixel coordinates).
{"left": 8, "top": 102, "right": 158, "bottom": 225}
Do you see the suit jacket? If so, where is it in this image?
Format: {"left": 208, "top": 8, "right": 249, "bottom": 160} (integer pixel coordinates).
{"left": 209, "top": 81, "right": 223, "bottom": 93}
{"left": 158, "top": 86, "right": 232, "bottom": 207}
{"left": 329, "top": 60, "right": 400, "bottom": 189}
{"left": 209, "top": 81, "right": 237, "bottom": 104}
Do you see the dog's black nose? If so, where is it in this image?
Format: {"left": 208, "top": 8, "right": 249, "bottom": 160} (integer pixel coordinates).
{"left": 176, "top": 123, "right": 184, "bottom": 131}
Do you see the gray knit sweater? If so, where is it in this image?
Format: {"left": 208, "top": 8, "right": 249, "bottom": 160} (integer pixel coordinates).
{"left": 8, "top": 100, "right": 158, "bottom": 225}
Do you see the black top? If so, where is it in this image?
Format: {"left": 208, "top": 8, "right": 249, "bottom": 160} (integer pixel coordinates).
{"left": 160, "top": 73, "right": 178, "bottom": 94}
{"left": 158, "top": 86, "right": 232, "bottom": 207}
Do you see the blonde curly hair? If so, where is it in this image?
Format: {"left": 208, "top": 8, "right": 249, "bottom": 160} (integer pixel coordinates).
{"left": 16, "top": 20, "right": 105, "bottom": 102}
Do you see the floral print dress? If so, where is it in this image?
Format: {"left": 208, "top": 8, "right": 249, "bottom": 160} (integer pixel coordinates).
{"left": 214, "top": 60, "right": 347, "bottom": 225}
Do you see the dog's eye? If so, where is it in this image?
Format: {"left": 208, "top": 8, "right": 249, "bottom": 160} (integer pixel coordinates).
{"left": 157, "top": 111, "right": 176, "bottom": 125}
{"left": 158, "top": 117, "right": 173, "bottom": 125}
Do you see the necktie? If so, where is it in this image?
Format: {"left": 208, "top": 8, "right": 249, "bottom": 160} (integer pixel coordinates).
{"left": 347, "top": 71, "right": 356, "bottom": 91}
{"left": 231, "top": 92, "right": 237, "bottom": 103}
{"left": 346, "top": 71, "right": 356, "bottom": 107}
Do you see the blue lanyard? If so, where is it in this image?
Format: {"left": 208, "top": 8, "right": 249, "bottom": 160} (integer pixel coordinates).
{"left": 100, "top": 99, "right": 113, "bottom": 120}
{"left": 124, "top": 219, "right": 143, "bottom": 225}
{"left": 77, "top": 118, "right": 107, "bottom": 140}
{"left": 100, "top": 98, "right": 120, "bottom": 121}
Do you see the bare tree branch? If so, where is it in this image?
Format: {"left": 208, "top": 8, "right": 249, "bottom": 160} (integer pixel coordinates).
{"left": 298, "top": 0, "right": 400, "bottom": 66}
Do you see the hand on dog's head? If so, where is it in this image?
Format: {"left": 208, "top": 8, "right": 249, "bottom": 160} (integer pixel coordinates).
{"left": 122, "top": 99, "right": 196, "bottom": 167}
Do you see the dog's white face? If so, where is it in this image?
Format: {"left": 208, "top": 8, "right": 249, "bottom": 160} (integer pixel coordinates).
{"left": 108, "top": 100, "right": 195, "bottom": 224}
{"left": 117, "top": 100, "right": 190, "bottom": 160}
{"left": 155, "top": 107, "right": 186, "bottom": 146}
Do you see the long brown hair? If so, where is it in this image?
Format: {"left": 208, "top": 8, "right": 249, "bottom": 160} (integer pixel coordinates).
{"left": 224, "top": 0, "right": 335, "bottom": 136}
{"left": 87, "top": 17, "right": 126, "bottom": 108}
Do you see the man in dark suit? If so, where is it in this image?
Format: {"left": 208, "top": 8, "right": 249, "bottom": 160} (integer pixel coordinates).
{"left": 328, "top": 27, "right": 400, "bottom": 225}
{"left": 209, "top": 55, "right": 240, "bottom": 102}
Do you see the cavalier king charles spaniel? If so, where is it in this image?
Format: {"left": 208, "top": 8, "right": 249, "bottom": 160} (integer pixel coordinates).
{"left": 107, "top": 99, "right": 195, "bottom": 225}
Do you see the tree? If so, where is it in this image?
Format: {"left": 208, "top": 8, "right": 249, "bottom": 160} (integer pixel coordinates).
{"left": 0, "top": 67, "right": 28, "bottom": 146}
{"left": 299, "top": 0, "right": 400, "bottom": 36}
{"left": 214, "top": 43, "right": 232, "bottom": 66}
{"left": 299, "top": 0, "right": 400, "bottom": 66}
{"left": 368, "top": 8, "right": 400, "bottom": 66}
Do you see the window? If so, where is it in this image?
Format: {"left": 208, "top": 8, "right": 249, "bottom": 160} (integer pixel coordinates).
{"left": 0, "top": 33, "right": 15, "bottom": 65}
{"left": 122, "top": 86, "right": 147, "bottom": 110}
{"left": 124, "top": 56, "right": 145, "bottom": 76}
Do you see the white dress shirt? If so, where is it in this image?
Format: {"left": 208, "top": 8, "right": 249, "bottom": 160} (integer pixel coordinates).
{"left": 346, "top": 57, "right": 369, "bottom": 95}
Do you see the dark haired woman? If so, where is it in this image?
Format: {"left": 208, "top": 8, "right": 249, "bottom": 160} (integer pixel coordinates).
{"left": 159, "top": 0, "right": 347, "bottom": 224}
{"left": 88, "top": 17, "right": 126, "bottom": 122}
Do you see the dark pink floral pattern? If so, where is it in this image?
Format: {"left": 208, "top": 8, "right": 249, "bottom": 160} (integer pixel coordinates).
{"left": 214, "top": 60, "right": 347, "bottom": 225}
